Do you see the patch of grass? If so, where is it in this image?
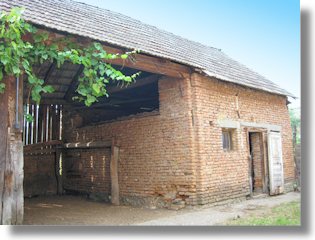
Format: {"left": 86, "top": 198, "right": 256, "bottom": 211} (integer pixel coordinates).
{"left": 227, "top": 201, "right": 301, "bottom": 226}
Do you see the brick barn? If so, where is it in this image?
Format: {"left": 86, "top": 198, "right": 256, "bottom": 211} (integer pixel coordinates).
{"left": 0, "top": 0, "right": 296, "bottom": 224}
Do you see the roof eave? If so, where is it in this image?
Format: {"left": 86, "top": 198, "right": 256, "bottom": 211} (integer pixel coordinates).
{"left": 202, "top": 70, "right": 296, "bottom": 99}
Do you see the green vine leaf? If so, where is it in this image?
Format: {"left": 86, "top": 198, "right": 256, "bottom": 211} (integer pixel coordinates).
{"left": 0, "top": 7, "right": 141, "bottom": 113}
{"left": 24, "top": 113, "right": 34, "bottom": 122}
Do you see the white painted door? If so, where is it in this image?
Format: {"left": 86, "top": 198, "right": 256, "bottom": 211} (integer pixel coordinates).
{"left": 268, "top": 131, "right": 284, "bottom": 195}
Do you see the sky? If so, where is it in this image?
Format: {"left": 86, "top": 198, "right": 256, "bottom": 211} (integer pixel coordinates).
{"left": 75, "top": 0, "right": 300, "bottom": 108}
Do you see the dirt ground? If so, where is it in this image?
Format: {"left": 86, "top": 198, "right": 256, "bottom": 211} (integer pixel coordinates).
{"left": 23, "top": 195, "right": 186, "bottom": 225}
{"left": 23, "top": 192, "right": 301, "bottom": 226}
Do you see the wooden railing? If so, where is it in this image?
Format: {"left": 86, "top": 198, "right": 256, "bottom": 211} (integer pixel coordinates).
{"left": 23, "top": 140, "right": 63, "bottom": 156}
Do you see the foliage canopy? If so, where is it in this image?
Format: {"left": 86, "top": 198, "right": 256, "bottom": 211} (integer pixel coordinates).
{"left": 289, "top": 108, "right": 300, "bottom": 144}
{"left": 0, "top": 7, "right": 140, "bottom": 108}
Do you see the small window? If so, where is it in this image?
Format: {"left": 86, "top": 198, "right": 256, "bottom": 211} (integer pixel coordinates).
{"left": 222, "top": 130, "right": 232, "bottom": 151}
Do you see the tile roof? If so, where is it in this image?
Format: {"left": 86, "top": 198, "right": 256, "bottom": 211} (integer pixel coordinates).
{"left": 0, "top": 0, "right": 293, "bottom": 97}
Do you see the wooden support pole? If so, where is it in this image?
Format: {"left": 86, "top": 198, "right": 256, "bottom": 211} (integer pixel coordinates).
{"left": 51, "top": 105, "right": 58, "bottom": 140}
{"left": 42, "top": 105, "right": 48, "bottom": 142}
{"left": 27, "top": 105, "right": 32, "bottom": 145}
{"left": 37, "top": 105, "right": 43, "bottom": 143}
{"left": 47, "top": 105, "right": 53, "bottom": 141}
{"left": 110, "top": 139, "right": 120, "bottom": 206}
{"left": 55, "top": 148, "right": 63, "bottom": 195}
{"left": 0, "top": 75, "right": 24, "bottom": 225}
{"left": 0, "top": 76, "right": 10, "bottom": 225}
{"left": 56, "top": 105, "right": 61, "bottom": 140}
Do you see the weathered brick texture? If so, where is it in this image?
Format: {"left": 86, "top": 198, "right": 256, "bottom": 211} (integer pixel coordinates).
{"left": 63, "top": 148, "right": 111, "bottom": 197}
{"left": 62, "top": 73, "right": 295, "bottom": 207}
{"left": 190, "top": 73, "right": 295, "bottom": 204}
{"left": 24, "top": 153, "right": 57, "bottom": 197}
{"left": 63, "top": 77, "right": 198, "bottom": 206}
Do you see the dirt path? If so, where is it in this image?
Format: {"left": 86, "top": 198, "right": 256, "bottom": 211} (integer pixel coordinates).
{"left": 138, "top": 192, "right": 301, "bottom": 226}
{"left": 23, "top": 192, "right": 300, "bottom": 226}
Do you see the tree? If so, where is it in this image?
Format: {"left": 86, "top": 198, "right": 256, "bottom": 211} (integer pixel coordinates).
{"left": 289, "top": 108, "right": 301, "bottom": 145}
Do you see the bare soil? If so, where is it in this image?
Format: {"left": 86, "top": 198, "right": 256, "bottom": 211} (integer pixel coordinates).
{"left": 23, "top": 192, "right": 301, "bottom": 226}
{"left": 23, "top": 195, "right": 183, "bottom": 225}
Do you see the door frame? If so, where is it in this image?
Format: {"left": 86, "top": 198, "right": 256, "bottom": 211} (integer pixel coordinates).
{"left": 246, "top": 128, "right": 284, "bottom": 196}
{"left": 247, "top": 129, "right": 269, "bottom": 195}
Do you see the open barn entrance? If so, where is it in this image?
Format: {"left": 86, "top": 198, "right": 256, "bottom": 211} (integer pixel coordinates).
{"left": 248, "top": 132, "right": 269, "bottom": 195}
{"left": 22, "top": 59, "right": 161, "bottom": 214}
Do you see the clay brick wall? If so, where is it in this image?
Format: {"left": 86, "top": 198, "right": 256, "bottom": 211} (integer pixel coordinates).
{"left": 190, "top": 73, "right": 295, "bottom": 204}
{"left": 62, "top": 73, "right": 295, "bottom": 207}
{"left": 62, "top": 76, "right": 198, "bottom": 206}
{"left": 62, "top": 148, "right": 111, "bottom": 199}
{"left": 24, "top": 153, "right": 57, "bottom": 197}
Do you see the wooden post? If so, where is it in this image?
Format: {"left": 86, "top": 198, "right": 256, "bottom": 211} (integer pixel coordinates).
{"left": 37, "top": 105, "right": 43, "bottom": 143}
{"left": 55, "top": 148, "right": 63, "bottom": 195}
{"left": 0, "top": 75, "right": 24, "bottom": 225}
{"left": 110, "top": 139, "right": 120, "bottom": 205}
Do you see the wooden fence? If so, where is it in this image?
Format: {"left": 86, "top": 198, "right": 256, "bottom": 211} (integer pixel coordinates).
{"left": 23, "top": 104, "right": 62, "bottom": 145}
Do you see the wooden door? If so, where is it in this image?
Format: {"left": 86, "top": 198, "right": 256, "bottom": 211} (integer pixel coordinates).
{"left": 268, "top": 131, "right": 284, "bottom": 195}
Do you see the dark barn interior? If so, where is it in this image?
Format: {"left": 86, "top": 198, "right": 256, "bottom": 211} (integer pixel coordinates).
{"left": 23, "top": 58, "right": 161, "bottom": 203}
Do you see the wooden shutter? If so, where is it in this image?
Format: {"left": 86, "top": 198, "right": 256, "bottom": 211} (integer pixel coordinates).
{"left": 268, "top": 131, "right": 284, "bottom": 195}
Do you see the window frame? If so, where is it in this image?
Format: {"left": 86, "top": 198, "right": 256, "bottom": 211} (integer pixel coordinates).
{"left": 222, "top": 129, "right": 233, "bottom": 151}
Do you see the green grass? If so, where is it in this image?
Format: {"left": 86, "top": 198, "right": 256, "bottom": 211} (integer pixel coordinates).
{"left": 227, "top": 201, "right": 301, "bottom": 226}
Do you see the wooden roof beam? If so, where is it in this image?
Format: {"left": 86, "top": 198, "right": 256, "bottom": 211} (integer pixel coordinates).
{"left": 107, "top": 75, "right": 159, "bottom": 94}
{"left": 64, "top": 65, "right": 84, "bottom": 102}
{"left": 102, "top": 45, "right": 191, "bottom": 79}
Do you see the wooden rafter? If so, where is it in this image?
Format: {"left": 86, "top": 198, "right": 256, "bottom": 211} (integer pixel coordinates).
{"left": 64, "top": 65, "right": 84, "bottom": 102}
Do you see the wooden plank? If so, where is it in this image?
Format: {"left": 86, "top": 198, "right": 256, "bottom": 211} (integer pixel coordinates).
{"left": 13, "top": 75, "right": 24, "bottom": 224}
{"left": 55, "top": 149, "right": 63, "bottom": 195}
{"left": 64, "top": 65, "right": 84, "bottom": 102}
{"left": 38, "top": 99, "right": 68, "bottom": 105}
{"left": 0, "top": 75, "right": 24, "bottom": 224}
{"left": 31, "top": 105, "right": 35, "bottom": 144}
{"left": 42, "top": 105, "right": 48, "bottom": 142}
{"left": 110, "top": 140, "right": 120, "bottom": 205}
{"left": 37, "top": 105, "right": 43, "bottom": 143}
{"left": 102, "top": 45, "right": 191, "bottom": 79}
{"left": 63, "top": 141, "right": 111, "bottom": 149}
{"left": 56, "top": 105, "right": 61, "bottom": 140}
{"left": 23, "top": 148, "right": 56, "bottom": 156}
{"left": 43, "top": 62, "right": 56, "bottom": 83}
{"left": 32, "top": 105, "right": 38, "bottom": 144}
{"left": 47, "top": 105, "right": 52, "bottom": 141}
{"left": 27, "top": 105, "right": 32, "bottom": 145}
{"left": 51, "top": 105, "right": 57, "bottom": 140}
{"left": 107, "top": 75, "right": 159, "bottom": 94}
{"left": 262, "top": 133, "right": 269, "bottom": 193}
{"left": 268, "top": 131, "right": 284, "bottom": 195}
{"left": 25, "top": 140, "right": 63, "bottom": 148}
{"left": 2, "top": 75, "right": 15, "bottom": 224}
{"left": 28, "top": 30, "right": 192, "bottom": 79}
{"left": 73, "top": 97, "right": 156, "bottom": 110}
{"left": 10, "top": 137, "right": 24, "bottom": 224}
{"left": 0, "top": 75, "right": 10, "bottom": 224}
